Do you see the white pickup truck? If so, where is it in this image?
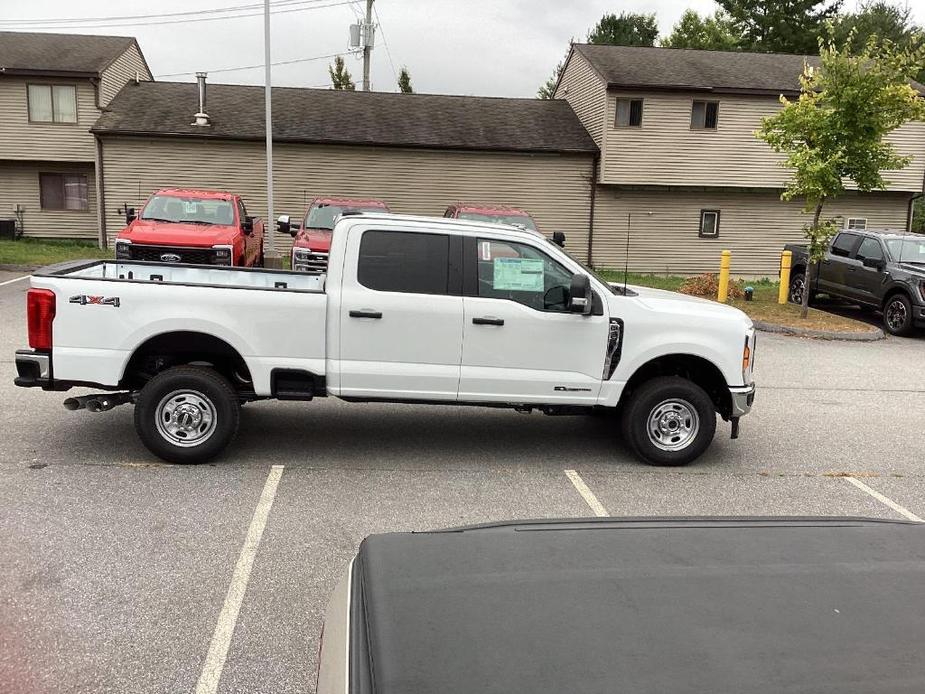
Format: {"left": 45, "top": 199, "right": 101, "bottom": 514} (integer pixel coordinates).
{"left": 14, "top": 213, "right": 755, "bottom": 466}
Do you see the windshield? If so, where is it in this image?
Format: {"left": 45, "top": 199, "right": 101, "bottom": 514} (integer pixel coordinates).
{"left": 553, "top": 242, "right": 621, "bottom": 295}
{"left": 305, "top": 204, "right": 385, "bottom": 230}
{"left": 457, "top": 212, "right": 538, "bottom": 231}
{"left": 885, "top": 237, "right": 925, "bottom": 263}
{"left": 141, "top": 195, "right": 235, "bottom": 226}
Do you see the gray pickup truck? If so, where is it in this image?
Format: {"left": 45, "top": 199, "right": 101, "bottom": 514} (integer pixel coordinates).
{"left": 785, "top": 229, "right": 925, "bottom": 336}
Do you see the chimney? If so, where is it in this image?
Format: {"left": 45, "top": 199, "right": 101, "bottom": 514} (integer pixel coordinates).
{"left": 192, "top": 72, "right": 210, "bottom": 126}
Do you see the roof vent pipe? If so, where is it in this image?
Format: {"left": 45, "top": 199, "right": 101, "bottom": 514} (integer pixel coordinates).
{"left": 192, "top": 71, "right": 210, "bottom": 126}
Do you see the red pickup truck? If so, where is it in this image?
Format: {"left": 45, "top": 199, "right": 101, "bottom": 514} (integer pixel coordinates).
{"left": 114, "top": 188, "right": 265, "bottom": 267}
{"left": 444, "top": 203, "right": 540, "bottom": 231}
{"left": 277, "top": 196, "right": 389, "bottom": 272}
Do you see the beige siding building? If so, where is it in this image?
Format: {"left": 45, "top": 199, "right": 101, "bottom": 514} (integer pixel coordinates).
{"left": 90, "top": 81, "right": 598, "bottom": 258}
{"left": 0, "top": 32, "right": 152, "bottom": 241}
{"left": 556, "top": 44, "right": 925, "bottom": 275}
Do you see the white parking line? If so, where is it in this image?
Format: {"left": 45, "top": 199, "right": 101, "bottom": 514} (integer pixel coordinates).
{"left": 844, "top": 476, "right": 923, "bottom": 522}
{"left": 564, "top": 469, "right": 609, "bottom": 517}
{"left": 195, "top": 465, "right": 285, "bottom": 694}
{"left": 0, "top": 275, "right": 29, "bottom": 287}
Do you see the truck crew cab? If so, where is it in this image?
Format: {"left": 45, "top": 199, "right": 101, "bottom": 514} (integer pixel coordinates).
{"left": 15, "top": 213, "right": 755, "bottom": 467}
{"left": 115, "top": 188, "right": 265, "bottom": 267}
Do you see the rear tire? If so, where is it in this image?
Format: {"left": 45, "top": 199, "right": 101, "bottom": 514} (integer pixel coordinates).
{"left": 620, "top": 376, "right": 716, "bottom": 467}
{"left": 134, "top": 366, "right": 240, "bottom": 464}
{"left": 788, "top": 272, "right": 814, "bottom": 306}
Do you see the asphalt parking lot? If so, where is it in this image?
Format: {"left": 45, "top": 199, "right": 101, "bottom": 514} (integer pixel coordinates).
{"left": 1, "top": 267, "right": 924, "bottom": 694}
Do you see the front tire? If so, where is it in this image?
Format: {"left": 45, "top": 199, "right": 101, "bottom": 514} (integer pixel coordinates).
{"left": 134, "top": 366, "right": 240, "bottom": 464}
{"left": 883, "top": 294, "right": 914, "bottom": 336}
{"left": 620, "top": 376, "right": 716, "bottom": 467}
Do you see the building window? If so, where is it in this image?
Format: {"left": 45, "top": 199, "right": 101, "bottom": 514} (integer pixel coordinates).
{"left": 846, "top": 217, "right": 867, "bottom": 230}
{"left": 699, "top": 209, "right": 720, "bottom": 237}
{"left": 39, "top": 174, "right": 89, "bottom": 211}
{"left": 27, "top": 84, "right": 78, "bottom": 124}
{"left": 691, "top": 100, "right": 719, "bottom": 129}
{"left": 615, "top": 98, "right": 643, "bottom": 127}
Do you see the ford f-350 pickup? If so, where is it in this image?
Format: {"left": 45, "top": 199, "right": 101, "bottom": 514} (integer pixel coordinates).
{"left": 14, "top": 213, "right": 756, "bottom": 466}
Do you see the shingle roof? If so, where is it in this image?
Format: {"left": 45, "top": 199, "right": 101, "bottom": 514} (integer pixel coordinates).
{"left": 0, "top": 31, "right": 136, "bottom": 75}
{"left": 574, "top": 44, "right": 820, "bottom": 95}
{"left": 91, "top": 81, "right": 599, "bottom": 154}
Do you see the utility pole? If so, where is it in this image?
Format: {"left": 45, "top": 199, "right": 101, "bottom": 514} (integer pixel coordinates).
{"left": 362, "top": 0, "right": 373, "bottom": 91}
{"left": 262, "top": 0, "right": 280, "bottom": 266}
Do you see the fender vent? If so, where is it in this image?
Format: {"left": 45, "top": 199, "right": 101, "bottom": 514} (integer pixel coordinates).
{"left": 602, "top": 318, "right": 624, "bottom": 380}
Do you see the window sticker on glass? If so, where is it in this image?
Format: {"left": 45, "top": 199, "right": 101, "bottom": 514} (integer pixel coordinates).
{"left": 480, "top": 241, "right": 492, "bottom": 261}
{"left": 493, "top": 257, "right": 544, "bottom": 292}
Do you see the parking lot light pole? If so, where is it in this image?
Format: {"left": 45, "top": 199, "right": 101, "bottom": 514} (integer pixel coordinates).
{"left": 262, "top": 0, "right": 282, "bottom": 268}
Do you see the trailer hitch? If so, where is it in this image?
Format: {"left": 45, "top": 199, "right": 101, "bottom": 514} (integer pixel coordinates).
{"left": 63, "top": 392, "right": 135, "bottom": 413}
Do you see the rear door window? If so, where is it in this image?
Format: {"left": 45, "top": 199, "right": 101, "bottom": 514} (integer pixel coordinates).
{"left": 358, "top": 231, "right": 449, "bottom": 295}
{"left": 830, "top": 233, "right": 860, "bottom": 258}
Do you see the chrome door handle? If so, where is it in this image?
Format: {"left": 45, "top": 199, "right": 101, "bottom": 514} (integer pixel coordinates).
{"left": 349, "top": 309, "right": 382, "bottom": 319}
{"left": 473, "top": 316, "right": 504, "bottom": 326}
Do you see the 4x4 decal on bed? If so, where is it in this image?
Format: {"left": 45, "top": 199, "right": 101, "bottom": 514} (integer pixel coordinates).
{"left": 69, "top": 295, "right": 121, "bottom": 307}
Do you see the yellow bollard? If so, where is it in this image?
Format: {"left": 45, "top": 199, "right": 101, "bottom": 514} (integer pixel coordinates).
{"left": 778, "top": 250, "right": 792, "bottom": 305}
{"left": 717, "top": 250, "right": 731, "bottom": 302}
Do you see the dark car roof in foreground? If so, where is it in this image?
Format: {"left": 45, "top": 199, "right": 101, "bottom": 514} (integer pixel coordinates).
{"left": 354, "top": 517, "right": 925, "bottom": 694}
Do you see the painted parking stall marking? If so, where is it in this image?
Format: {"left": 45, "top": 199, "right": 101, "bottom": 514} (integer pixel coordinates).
{"left": 843, "top": 476, "right": 923, "bottom": 522}
{"left": 195, "top": 465, "right": 285, "bottom": 694}
{"left": 0, "top": 275, "right": 29, "bottom": 287}
{"left": 564, "top": 469, "right": 609, "bottom": 517}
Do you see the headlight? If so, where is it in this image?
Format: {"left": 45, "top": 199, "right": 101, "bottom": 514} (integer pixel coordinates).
{"left": 293, "top": 248, "right": 312, "bottom": 261}
{"left": 212, "top": 246, "right": 233, "bottom": 265}
{"left": 115, "top": 240, "right": 132, "bottom": 260}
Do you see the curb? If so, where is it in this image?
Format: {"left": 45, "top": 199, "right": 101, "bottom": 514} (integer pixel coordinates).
{"left": 753, "top": 320, "right": 885, "bottom": 341}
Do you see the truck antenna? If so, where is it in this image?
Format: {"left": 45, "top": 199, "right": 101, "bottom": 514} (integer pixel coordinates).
{"left": 624, "top": 212, "right": 652, "bottom": 294}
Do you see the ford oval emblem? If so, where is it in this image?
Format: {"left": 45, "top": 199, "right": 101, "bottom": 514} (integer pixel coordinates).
{"left": 160, "top": 253, "right": 181, "bottom": 263}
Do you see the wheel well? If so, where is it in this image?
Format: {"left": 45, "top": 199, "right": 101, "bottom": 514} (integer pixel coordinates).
{"left": 120, "top": 331, "right": 252, "bottom": 391}
{"left": 620, "top": 354, "right": 731, "bottom": 418}
{"left": 791, "top": 263, "right": 806, "bottom": 278}
{"left": 881, "top": 287, "right": 911, "bottom": 310}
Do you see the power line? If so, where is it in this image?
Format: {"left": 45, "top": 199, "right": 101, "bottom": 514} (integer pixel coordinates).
{"left": 0, "top": 0, "right": 355, "bottom": 31}
{"left": 156, "top": 52, "right": 343, "bottom": 78}
{"left": 372, "top": 3, "right": 398, "bottom": 82}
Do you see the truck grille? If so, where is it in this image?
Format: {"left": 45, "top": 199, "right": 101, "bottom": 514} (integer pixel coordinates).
{"left": 293, "top": 251, "right": 329, "bottom": 273}
{"left": 127, "top": 245, "right": 216, "bottom": 265}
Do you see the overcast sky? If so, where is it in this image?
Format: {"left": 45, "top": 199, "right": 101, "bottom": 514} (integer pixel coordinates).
{"left": 3, "top": 0, "right": 922, "bottom": 97}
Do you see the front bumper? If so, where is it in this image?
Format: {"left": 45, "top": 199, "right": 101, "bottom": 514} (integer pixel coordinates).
{"left": 729, "top": 383, "right": 756, "bottom": 418}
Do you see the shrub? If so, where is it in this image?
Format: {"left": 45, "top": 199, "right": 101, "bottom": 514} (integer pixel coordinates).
{"left": 679, "top": 273, "right": 744, "bottom": 300}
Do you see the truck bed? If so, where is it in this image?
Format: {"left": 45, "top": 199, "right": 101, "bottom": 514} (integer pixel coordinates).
{"left": 353, "top": 517, "right": 925, "bottom": 694}
{"left": 39, "top": 259, "right": 324, "bottom": 292}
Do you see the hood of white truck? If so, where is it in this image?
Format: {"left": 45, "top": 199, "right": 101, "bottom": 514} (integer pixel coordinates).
{"left": 613, "top": 283, "right": 753, "bottom": 327}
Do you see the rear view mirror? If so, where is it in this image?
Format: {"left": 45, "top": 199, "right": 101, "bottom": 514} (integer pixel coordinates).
{"left": 569, "top": 273, "right": 592, "bottom": 315}
{"left": 862, "top": 257, "right": 884, "bottom": 270}
{"left": 125, "top": 207, "right": 136, "bottom": 224}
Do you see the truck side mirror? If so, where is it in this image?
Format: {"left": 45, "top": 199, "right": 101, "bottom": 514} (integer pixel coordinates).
{"left": 242, "top": 216, "right": 254, "bottom": 234}
{"left": 276, "top": 215, "right": 291, "bottom": 235}
{"left": 568, "top": 273, "right": 592, "bottom": 315}
{"left": 125, "top": 207, "right": 136, "bottom": 224}
{"left": 862, "top": 257, "right": 884, "bottom": 270}
{"left": 552, "top": 231, "right": 566, "bottom": 248}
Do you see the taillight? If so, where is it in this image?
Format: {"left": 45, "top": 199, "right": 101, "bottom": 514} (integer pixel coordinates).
{"left": 27, "top": 288, "right": 56, "bottom": 350}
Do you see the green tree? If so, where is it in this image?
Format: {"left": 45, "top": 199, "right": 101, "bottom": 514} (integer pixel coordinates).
{"left": 756, "top": 32, "right": 925, "bottom": 318}
{"left": 587, "top": 11, "right": 659, "bottom": 46}
{"left": 662, "top": 9, "right": 743, "bottom": 50}
{"left": 913, "top": 197, "right": 925, "bottom": 233}
{"left": 329, "top": 56, "right": 355, "bottom": 91}
{"left": 538, "top": 41, "right": 572, "bottom": 99}
{"left": 397, "top": 67, "right": 413, "bottom": 93}
{"left": 718, "top": 0, "right": 842, "bottom": 53}
{"left": 833, "top": 1, "right": 923, "bottom": 81}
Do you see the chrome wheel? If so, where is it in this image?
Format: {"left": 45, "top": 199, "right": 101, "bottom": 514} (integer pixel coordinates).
{"left": 154, "top": 389, "right": 217, "bottom": 447}
{"left": 789, "top": 276, "right": 805, "bottom": 304}
{"left": 647, "top": 398, "right": 700, "bottom": 452}
{"left": 885, "top": 299, "right": 908, "bottom": 333}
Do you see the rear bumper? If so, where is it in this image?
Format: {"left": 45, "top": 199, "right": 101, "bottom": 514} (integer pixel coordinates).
{"left": 14, "top": 349, "right": 56, "bottom": 389}
{"left": 729, "top": 383, "right": 756, "bottom": 418}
